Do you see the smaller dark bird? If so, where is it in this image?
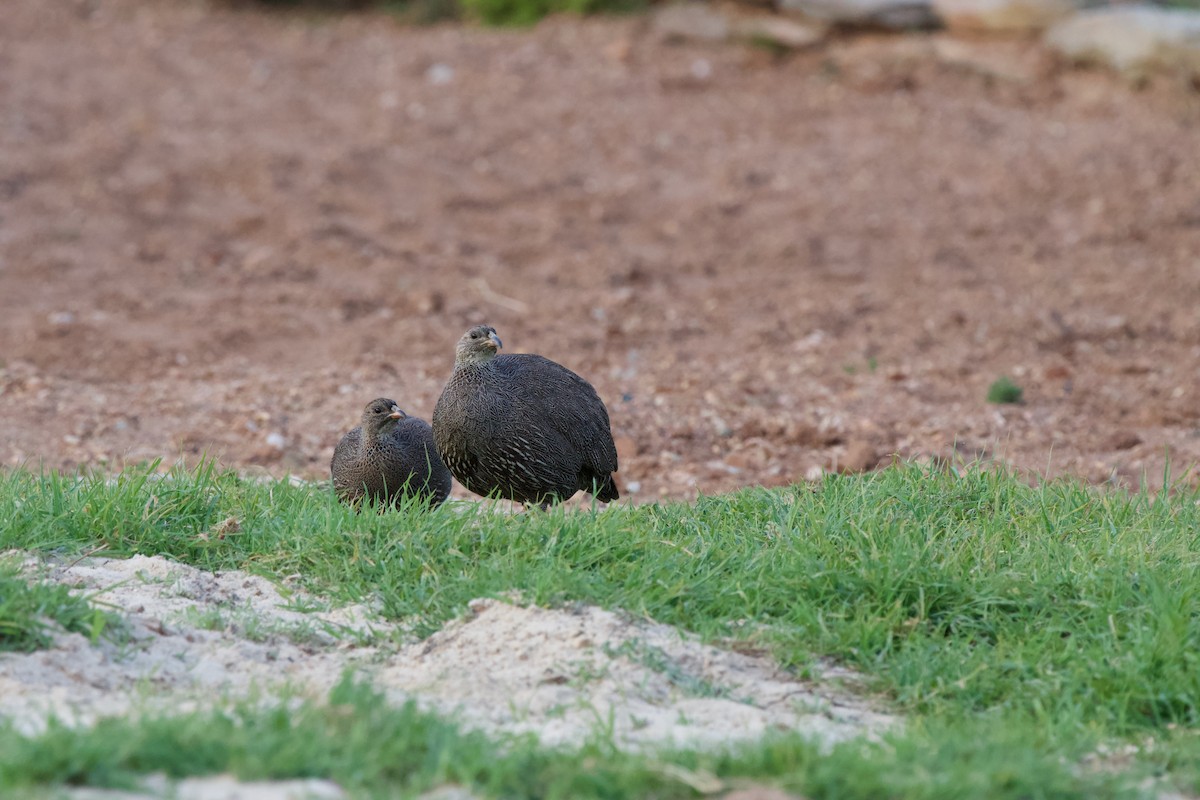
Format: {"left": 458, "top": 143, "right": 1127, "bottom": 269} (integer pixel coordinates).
{"left": 433, "top": 325, "right": 619, "bottom": 509}
{"left": 331, "top": 398, "right": 452, "bottom": 509}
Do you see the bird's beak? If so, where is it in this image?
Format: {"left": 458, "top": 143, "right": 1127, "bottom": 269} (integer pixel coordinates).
{"left": 389, "top": 406, "right": 404, "bottom": 419}
{"left": 487, "top": 331, "right": 503, "bottom": 350}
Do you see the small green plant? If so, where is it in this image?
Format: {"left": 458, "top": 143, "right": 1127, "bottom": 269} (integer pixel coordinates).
{"left": 987, "top": 376, "right": 1024, "bottom": 404}
{"left": 0, "top": 564, "right": 119, "bottom": 652}
{"left": 8, "top": 463, "right": 1200, "bottom": 795}
{"left": 604, "top": 638, "right": 741, "bottom": 701}
{"left": 220, "top": 0, "right": 643, "bottom": 24}
{"left": 457, "top": 0, "right": 643, "bottom": 26}
{"left": 383, "top": 0, "right": 462, "bottom": 24}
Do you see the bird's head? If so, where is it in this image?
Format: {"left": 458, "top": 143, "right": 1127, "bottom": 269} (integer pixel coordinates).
{"left": 455, "top": 325, "right": 503, "bottom": 367}
{"left": 362, "top": 398, "right": 405, "bottom": 434}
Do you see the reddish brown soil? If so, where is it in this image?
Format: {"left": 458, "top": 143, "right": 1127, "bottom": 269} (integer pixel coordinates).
{"left": 3, "top": 0, "right": 1200, "bottom": 499}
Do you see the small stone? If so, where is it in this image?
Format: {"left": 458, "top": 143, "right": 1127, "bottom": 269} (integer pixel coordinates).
{"left": 413, "top": 290, "right": 444, "bottom": 315}
{"left": 1104, "top": 432, "right": 1142, "bottom": 451}
{"left": 931, "top": 37, "right": 1039, "bottom": 83}
{"left": 1043, "top": 365, "right": 1071, "bottom": 380}
{"left": 726, "top": 445, "right": 770, "bottom": 470}
{"left": 265, "top": 432, "right": 286, "bottom": 450}
{"left": 933, "top": 0, "right": 1075, "bottom": 33}
{"left": 779, "top": 0, "right": 938, "bottom": 29}
{"left": 835, "top": 441, "right": 879, "bottom": 474}
{"left": 603, "top": 36, "right": 633, "bottom": 63}
{"left": 653, "top": 2, "right": 732, "bottom": 42}
{"left": 667, "top": 468, "right": 699, "bottom": 488}
{"left": 1046, "top": 6, "right": 1200, "bottom": 78}
{"left": 733, "top": 14, "right": 826, "bottom": 48}
{"left": 615, "top": 435, "right": 639, "bottom": 460}
{"left": 710, "top": 415, "right": 733, "bottom": 437}
{"left": 467, "top": 598, "right": 492, "bottom": 615}
{"left": 426, "top": 63, "right": 455, "bottom": 85}
{"left": 706, "top": 459, "right": 742, "bottom": 475}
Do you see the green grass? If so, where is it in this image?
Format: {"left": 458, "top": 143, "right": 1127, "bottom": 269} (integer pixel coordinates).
{"left": 3, "top": 460, "right": 1200, "bottom": 796}
{"left": 0, "top": 677, "right": 1145, "bottom": 799}
{"left": 218, "top": 0, "right": 645, "bottom": 26}
{"left": 0, "top": 561, "right": 118, "bottom": 653}
{"left": 987, "top": 376, "right": 1024, "bottom": 404}
{"left": 456, "top": 0, "right": 644, "bottom": 26}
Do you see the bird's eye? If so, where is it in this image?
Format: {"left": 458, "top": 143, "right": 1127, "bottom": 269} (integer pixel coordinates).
{"left": 373, "top": 406, "right": 382, "bottom": 413}
{"left": 470, "top": 331, "right": 480, "bottom": 339}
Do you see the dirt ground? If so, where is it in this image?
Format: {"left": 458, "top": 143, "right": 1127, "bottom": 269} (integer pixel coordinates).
{"left": 2, "top": 0, "right": 1200, "bottom": 499}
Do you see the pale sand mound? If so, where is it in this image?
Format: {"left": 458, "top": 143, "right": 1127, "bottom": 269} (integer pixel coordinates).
{"left": 377, "top": 598, "right": 894, "bottom": 750}
{"left": 1, "top": 554, "right": 896, "bottom": 752}
{"left": 64, "top": 775, "right": 346, "bottom": 800}
{"left": 1, "top": 553, "right": 392, "bottom": 735}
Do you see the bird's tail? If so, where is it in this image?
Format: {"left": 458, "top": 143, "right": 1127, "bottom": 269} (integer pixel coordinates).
{"left": 594, "top": 473, "right": 619, "bottom": 502}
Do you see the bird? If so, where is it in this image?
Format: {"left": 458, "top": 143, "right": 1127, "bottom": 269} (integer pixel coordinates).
{"left": 331, "top": 398, "right": 453, "bottom": 509}
{"left": 432, "top": 325, "right": 619, "bottom": 509}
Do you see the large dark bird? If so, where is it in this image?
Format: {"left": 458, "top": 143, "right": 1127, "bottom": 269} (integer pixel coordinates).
{"left": 331, "top": 398, "right": 452, "bottom": 509}
{"left": 432, "top": 325, "right": 619, "bottom": 509}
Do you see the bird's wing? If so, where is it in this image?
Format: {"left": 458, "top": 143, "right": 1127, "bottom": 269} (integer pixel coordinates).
{"left": 496, "top": 355, "right": 618, "bottom": 474}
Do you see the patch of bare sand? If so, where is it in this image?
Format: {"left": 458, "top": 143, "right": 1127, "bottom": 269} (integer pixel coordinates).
{"left": 61, "top": 775, "right": 346, "bottom": 800}
{"left": 1, "top": 553, "right": 896, "bottom": 752}
{"left": 0, "top": 552, "right": 390, "bottom": 735}
{"left": 379, "top": 597, "right": 893, "bottom": 750}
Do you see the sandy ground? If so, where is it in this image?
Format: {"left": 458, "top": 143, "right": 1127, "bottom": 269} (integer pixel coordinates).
{"left": 2, "top": 0, "right": 1200, "bottom": 499}
{"left": 62, "top": 776, "right": 348, "bottom": 800}
{"left": 3, "top": 553, "right": 895, "bottom": 751}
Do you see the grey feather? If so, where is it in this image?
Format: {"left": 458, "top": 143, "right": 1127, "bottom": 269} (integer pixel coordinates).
{"left": 331, "top": 398, "right": 452, "bottom": 509}
{"left": 432, "top": 326, "right": 619, "bottom": 508}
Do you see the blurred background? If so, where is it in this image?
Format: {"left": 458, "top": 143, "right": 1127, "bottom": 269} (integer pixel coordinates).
{"left": 1, "top": 0, "right": 1198, "bottom": 499}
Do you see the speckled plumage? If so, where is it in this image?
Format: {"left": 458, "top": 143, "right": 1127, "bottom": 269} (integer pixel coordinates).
{"left": 433, "top": 325, "right": 619, "bottom": 508}
{"left": 331, "top": 398, "right": 452, "bottom": 509}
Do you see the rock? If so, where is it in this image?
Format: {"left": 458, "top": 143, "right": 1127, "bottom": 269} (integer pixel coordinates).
{"left": 1045, "top": 6, "right": 1200, "bottom": 77}
{"left": 1104, "top": 431, "right": 1142, "bottom": 452}
{"left": 778, "top": 0, "right": 938, "bottom": 30}
{"left": 653, "top": 3, "right": 732, "bottom": 42}
{"left": 425, "top": 63, "right": 455, "bottom": 85}
{"left": 709, "top": 413, "right": 733, "bottom": 437}
{"left": 723, "top": 788, "right": 806, "bottom": 800}
{"left": 726, "top": 443, "right": 772, "bottom": 470}
{"left": 614, "top": 435, "right": 640, "bottom": 461}
{"left": 67, "top": 775, "right": 346, "bottom": 800}
{"left": 654, "top": 2, "right": 826, "bottom": 51}
{"left": 835, "top": 440, "right": 879, "bottom": 474}
{"left": 733, "top": 14, "right": 827, "bottom": 48}
{"left": 933, "top": 0, "right": 1075, "bottom": 33}
{"left": 931, "top": 38, "right": 1039, "bottom": 83}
